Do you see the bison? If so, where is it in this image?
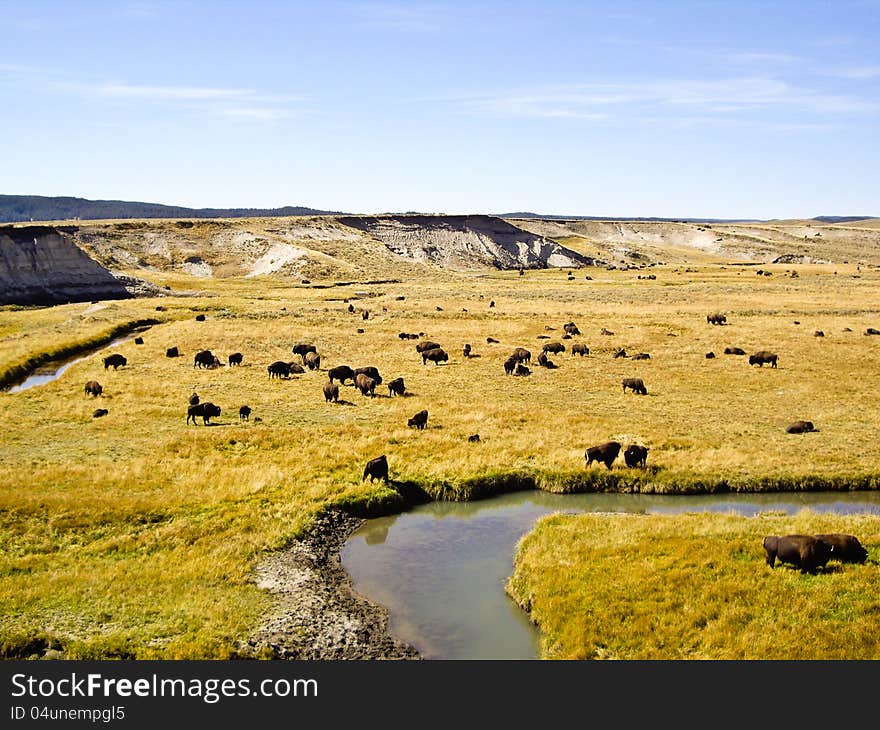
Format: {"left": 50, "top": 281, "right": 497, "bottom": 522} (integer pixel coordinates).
{"left": 416, "top": 340, "right": 442, "bottom": 353}
{"left": 622, "top": 377, "right": 647, "bottom": 395}
{"left": 724, "top": 347, "right": 746, "bottom": 355}
{"left": 537, "top": 352, "right": 555, "bottom": 368}
{"left": 189, "top": 393, "right": 200, "bottom": 406}
{"left": 503, "top": 357, "right": 517, "bottom": 375}
{"left": 786, "top": 420, "right": 815, "bottom": 434}
{"left": 510, "top": 347, "right": 531, "bottom": 363}
{"left": 422, "top": 347, "right": 449, "bottom": 365}
{"left": 865, "top": 328, "right": 880, "bottom": 335}
{"left": 463, "top": 343, "right": 472, "bottom": 358}
{"left": 228, "top": 352, "right": 243, "bottom": 367}
{"left": 323, "top": 380, "right": 339, "bottom": 402}
{"left": 328, "top": 365, "right": 355, "bottom": 384}
{"left": 193, "top": 350, "right": 215, "bottom": 369}
{"left": 195, "top": 314, "right": 206, "bottom": 321}
{"left": 632, "top": 352, "right": 651, "bottom": 360}
{"left": 542, "top": 342, "right": 566, "bottom": 355}
{"left": 304, "top": 351, "right": 321, "bottom": 370}
{"left": 288, "top": 362, "right": 305, "bottom": 374}
{"left": 624, "top": 444, "right": 649, "bottom": 468}
{"left": 705, "top": 352, "right": 716, "bottom": 359}
{"left": 486, "top": 337, "right": 500, "bottom": 344}
{"left": 468, "top": 434, "right": 481, "bottom": 442}
{"left": 387, "top": 377, "right": 406, "bottom": 397}
{"left": 408, "top": 409, "right": 429, "bottom": 430}
{"left": 563, "top": 322, "right": 581, "bottom": 336}
{"left": 356, "top": 373, "right": 377, "bottom": 397}
{"left": 84, "top": 380, "right": 103, "bottom": 397}
{"left": 166, "top": 347, "right": 179, "bottom": 358}
{"left": 187, "top": 402, "right": 221, "bottom": 425}
{"left": 613, "top": 348, "right": 627, "bottom": 358}
{"left": 103, "top": 353, "right": 127, "bottom": 370}
{"left": 353, "top": 366, "right": 382, "bottom": 384}
{"left": 749, "top": 351, "right": 778, "bottom": 368}
{"left": 134, "top": 336, "right": 144, "bottom": 345}
{"left": 571, "top": 343, "right": 589, "bottom": 356}
{"left": 707, "top": 313, "right": 727, "bottom": 325}
{"left": 762, "top": 535, "right": 833, "bottom": 574}
{"left": 268, "top": 361, "right": 292, "bottom": 379}
{"left": 362, "top": 454, "right": 389, "bottom": 484}
{"left": 292, "top": 343, "right": 317, "bottom": 361}
{"left": 514, "top": 363, "right": 531, "bottom": 377}
{"left": 92, "top": 408, "right": 109, "bottom": 418}
{"left": 239, "top": 405, "right": 252, "bottom": 421}
{"left": 585, "top": 441, "right": 622, "bottom": 470}
{"left": 814, "top": 533, "right": 868, "bottom": 564}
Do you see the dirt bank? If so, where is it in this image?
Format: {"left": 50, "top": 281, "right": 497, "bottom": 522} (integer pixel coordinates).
{"left": 242, "top": 509, "right": 419, "bottom": 660}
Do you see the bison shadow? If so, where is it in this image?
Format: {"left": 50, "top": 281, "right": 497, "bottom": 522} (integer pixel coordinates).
{"left": 335, "top": 399, "right": 357, "bottom": 406}
{"left": 386, "top": 479, "right": 433, "bottom": 505}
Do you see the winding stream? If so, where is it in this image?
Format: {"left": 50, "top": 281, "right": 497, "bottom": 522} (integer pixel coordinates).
{"left": 340, "top": 489, "right": 880, "bottom": 659}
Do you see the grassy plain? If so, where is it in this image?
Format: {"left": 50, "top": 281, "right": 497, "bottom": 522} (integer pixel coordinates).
{"left": 2, "top": 260, "right": 880, "bottom": 657}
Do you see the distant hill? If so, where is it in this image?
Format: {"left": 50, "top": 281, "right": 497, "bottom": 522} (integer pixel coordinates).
{"left": 812, "top": 216, "right": 878, "bottom": 224}
{"left": 498, "top": 212, "right": 763, "bottom": 223}
{"left": 0, "top": 195, "right": 343, "bottom": 223}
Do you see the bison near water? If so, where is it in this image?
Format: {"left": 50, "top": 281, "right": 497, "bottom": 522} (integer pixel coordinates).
{"left": 84, "top": 381, "right": 103, "bottom": 397}
{"left": 187, "top": 402, "right": 221, "bottom": 425}
{"left": 387, "top": 377, "right": 406, "bottom": 397}
{"left": 103, "top": 354, "right": 127, "bottom": 370}
{"left": 786, "top": 420, "right": 815, "bottom": 434}
{"left": 762, "top": 535, "right": 833, "bottom": 574}
{"left": 362, "top": 455, "right": 389, "bottom": 484}
{"left": 323, "top": 381, "right": 339, "bottom": 403}
{"left": 622, "top": 377, "right": 647, "bottom": 395}
{"left": 749, "top": 351, "right": 778, "bottom": 367}
{"left": 422, "top": 347, "right": 449, "bottom": 365}
{"left": 585, "top": 441, "right": 622, "bottom": 470}
{"left": 815, "top": 533, "right": 868, "bottom": 564}
{"left": 408, "top": 409, "right": 429, "bottom": 430}
{"left": 328, "top": 365, "right": 355, "bottom": 384}
{"left": 623, "top": 444, "right": 649, "bottom": 468}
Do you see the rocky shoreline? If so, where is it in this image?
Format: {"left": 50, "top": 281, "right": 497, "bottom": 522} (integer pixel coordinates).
{"left": 240, "top": 509, "right": 420, "bottom": 660}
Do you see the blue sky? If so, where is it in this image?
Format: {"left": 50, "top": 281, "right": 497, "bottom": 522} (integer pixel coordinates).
{"left": 1, "top": 0, "right": 878, "bottom": 218}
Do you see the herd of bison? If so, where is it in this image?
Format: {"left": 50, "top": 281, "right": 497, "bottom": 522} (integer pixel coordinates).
{"left": 79, "top": 308, "right": 876, "bottom": 575}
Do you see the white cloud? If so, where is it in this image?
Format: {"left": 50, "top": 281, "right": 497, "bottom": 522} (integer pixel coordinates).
{"left": 827, "top": 65, "right": 880, "bottom": 79}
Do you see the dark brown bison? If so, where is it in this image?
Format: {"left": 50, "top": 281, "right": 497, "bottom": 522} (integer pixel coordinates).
{"left": 571, "top": 343, "right": 589, "bottom": 356}
{"left": 189, "top": 393, "right": 200, "bottom": 406}
{"left": 613, "top": 348, "right": 627, "bottom": 358}
{"left": 468, "top": 434, "right": 481, "bottom": 442}
{"left": 228, "top": 352, "right": 243, "bottom": 366}
{"left": 92, "top": 408, "right": 109, "bottom": 418}
{"left": 356, "top": 373, "right": 377, "bottom": 397}
{"left": 416, "top": 341, "right": 441, "bottom": 353}
{"left": 103, "top": 353, "right": 127, "bottom": 370}
{"left": 463, "top": 343, "right": 472, "bottom": 358}
{"left": 563, "top": 322, "right": 581, "bottom": 335}
{"left": 323, "top": 380, "right": 339, "bottom": 402}
{"left": 187, "top": 402, "right": 221, "bottom": 425}
{"left": 408, "top": 409, "right": 428, "bottom": 430}
{"left": 486, "top": 337, "right": 500, "bottom": 344}
{"left": 84, "top": 380, "right": 103, "bottom": 397}
{"left": 194, "top": 350, "right": 215, "bottom": 369}
{"left": 503, "top": 357, "right": 517, "bottom": 375}
{"left": 362, "top": 310, "right": 370, "bottom": 320}
{"left": 632, "top": 352, "right": 651, "bottom": 360}
{"left": 724, "top": 347, "right": 746, "bottom": 355}
{"left": 705, "top": 352, "right": 716, "bottom": 359}
{"left": 622, "top": 377, "right": 647, "bottom": 395}
{"left": 328, "top": 365, "right": 355, "bottom": 384}
{"left": 268, "top": 361, "right": 292, "bottom": 379}
{"left": 134, "top": 336, "right": 144, "bottom": 345}
{"left": 195, "top": 314, "right": 206, "bottom": 321}
{"left": 387, "top": 377, "right": 406, "bottom": 396}
{"left": 239, "top": 405, "right": 251, "bottom": 421}
{"left": 537, "top": 351, "right": 555, "bottom": 368}
{"left": 353, "top": 366, "right": 382, "bottom": 384}
{"left": 865, "top": 328, "right": 880, "bottom": 335}
{"left": 749, "top": 351, "right": 778, "bottom": 367}
{"left": 762, "top": 535, "right": 832, "bottom": 574}
{"left": 542, "top": 342, "right": 565, "bottom": 356}
{"left": 786, "top": 420, "right": 815, "bottom": 434}
{"left": 304, "top": 351, "right": 321, "bottom": 370}
{"left": 510, "top": 347, "right": 531, "bottom": 363}
{"left": 363, "top": 454, "right": 389, "bottom": 483}
{"left": 292, "top": 343, "right": 317, "bottom": 361}
{"left": 707, "top": 313, "right": 727, "bottom": 325}
{"left": 585, "top": 441, "right": 622, "bottom": 469}
{"left": 514, "top": 363, "right": 531, "bottom": 377}
{"left": 166, "top": 347, "right": 179, "bottom": 358}
{"left": 422, "top": 347, "right": 449, "bottom": 365}
{"left": 624, "top": 444, "right": 649, "bottom": 468}
{"left": 813, "top": 330, "right": 824, "bottom": 337}
{"left": 814, "top": 533, "right": 868, "bottom": 564}
{"left": 399, "top": 332, "right": 419, "bottom": 340}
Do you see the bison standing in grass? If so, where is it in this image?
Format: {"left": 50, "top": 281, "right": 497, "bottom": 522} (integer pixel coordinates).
{"left": 228, "top": 352, "right": 243, "bottom": 366}
{"left": 762, "top": 535, "right": 832, "bottom": 574}
{"left": 749, "top": 351, "right": 778, "bottom": 368}
{"left": 624, "top": 444, "right": 649, "bottom": 468}
{"left": 585, "top": 441, "right": 622, "bottom": 470}
{"left": 422, "top": 347, "right": 449, "bottom": 365}
{"left": 363, "top": 455, "right": 389, "bottom": 484}
{"left": 622, "top": 377, "right": 647, "bottom": 395}
{"left": 187, "top": 402, "right": 221, "bottom": 425}
{"left": 387, "top": 377, "right": 406, "bottom": 397}
{"left": 84, "top": 380, "right": 103, "bottom": 397}
{"left": 815, "top": 534, "right": 868, "bottom": 564}
{"left": 328, "top": 365, "right": 355, "bottom": 384}
{"left": 323, "top": 381, "right": 339, "bottom": 403}
{"left": 571, "top": 343, "right": 589, "bottom": 356}
{"left": 103, "top": 354, "right": 127, "bottom": 370}
{"left": 408, "top": 409, "right": 429, "bottom": 430}
{"left": 268, "top": 361, "right": 292, "bottom": 379}
{"left": 194, "top": 350, "right": 215, "bottom": 369}
{"left": 542, "top": 342, "right": 565, "bottom": 355}
{"left": 356, "top": 373, "right": 377, "bottom": 397}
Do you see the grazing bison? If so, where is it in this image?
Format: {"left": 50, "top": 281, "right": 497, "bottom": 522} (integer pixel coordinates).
{"left": 510, "top": 347, "right": 531, "bottom": 363}
{"left": 166, "top": 347, "right": 179, "bottom": 358}
{"left": 537, "top": 352, "right": 555, "bottom": 368}
{"left": 292, "top": 344, "right": 317, "bottom": 362}
{"left": 815, "top": 534, "right": 868, "bottom": 564}
{"left": 504, "top": 357, "right": 517, "bottom": 375}
{"left": 268, "top": 361, "right": 292, "bottom": 379}
{"left": 705, "top": 352, "right": 716, "bottom": 359}
{"left": 514, "top": 363, "right": 531, "bottom": 377}
{"left": 287, "top": 362, "right": 305, "bottom": 374}
{"left": 239, "top": 405, "right": 251, "bottom": 421}
{"left": 103, "top": 354, "right": 127, "bottom": 370}
{"left": 542, "top": 342, "right": 565, "bottom": 355}
{"left": 724, "top": 347, "right": 746, "bottom": 355}
{"left": 189, "top": 393, "right": 200, "bottom": 406}
{"left": 786, "top": 420, "right": 815, "bottom": 434}
{"left": 84, "top": 380, "right": 103, "bottom": 397}
{"left": 749, "top": 351, "right": 778, "bottom": 368}
{"left": 762, "top": 535, "right": 833, "bottom": 574}
{"left": 422, "top": 347, "right": 449, "bottom": 365}
{"left": 356, "top": 373, "right": 377, "bottom": 397}
{"left": 624, "top": 444, "right": 649, "bottom": 468}
{"left": 328, "top": 365, "right": 355, "bottom": 384}
{"left": 194, "top": 350, "right": 215, "bottom": 369}
{"left": 622, "top": 377, "right": 647, "bottom": 395}
{"left": 134, "top": 336, "right": 144, "bottom": 345}
{"left": 353, "top": 366, "right": 382, "bottom": 384}
{"left": 585, "top": 441, "right": 622, "bottom": 470}
{"left": 468, "top": 434, "right": 481, "bottom": 442}
{"left": 632, "top": 352, "right": 651, "bottom": 360}
{"left": 408, "top": 409, "right": 429, "bottom": 430}
{"left": 228, "top": 352, "right": 243, "bottom": 367}
{"left": 571, "top": 343, "right": 589, "bottom": 356}
{"left": 707, "top": 313, "right": 727, "bottom": 325}
{"left": 866, "top": 328, "right": 880, "bottom": 336}
{"left": 323, "top": 380, "right": 339, "bottom": 402}
{"left": 399, "top": 332, "right": 420, "bottom": 340}
{"left": 387, "top": 377, "right": 406, "bottom": 397}
{"left": 486, "top": 337, "right": 500, "bottom": 344}
{"left": 416, "top": 341, "right": 442, "bottom": 353}
{"left": 305, "top": 351, "right": 321, "bottom": 370}
{"left": 187, "top": 402, "right": 221, "bottom": 425}
{"left": 563, "top": 322, "right": 581, "bottom": 335}
{"left": 92, "top": 408, "right": 108, "bottom": 418}
{"left": 362, "top": 454, "right": 389, "bottom": 484}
